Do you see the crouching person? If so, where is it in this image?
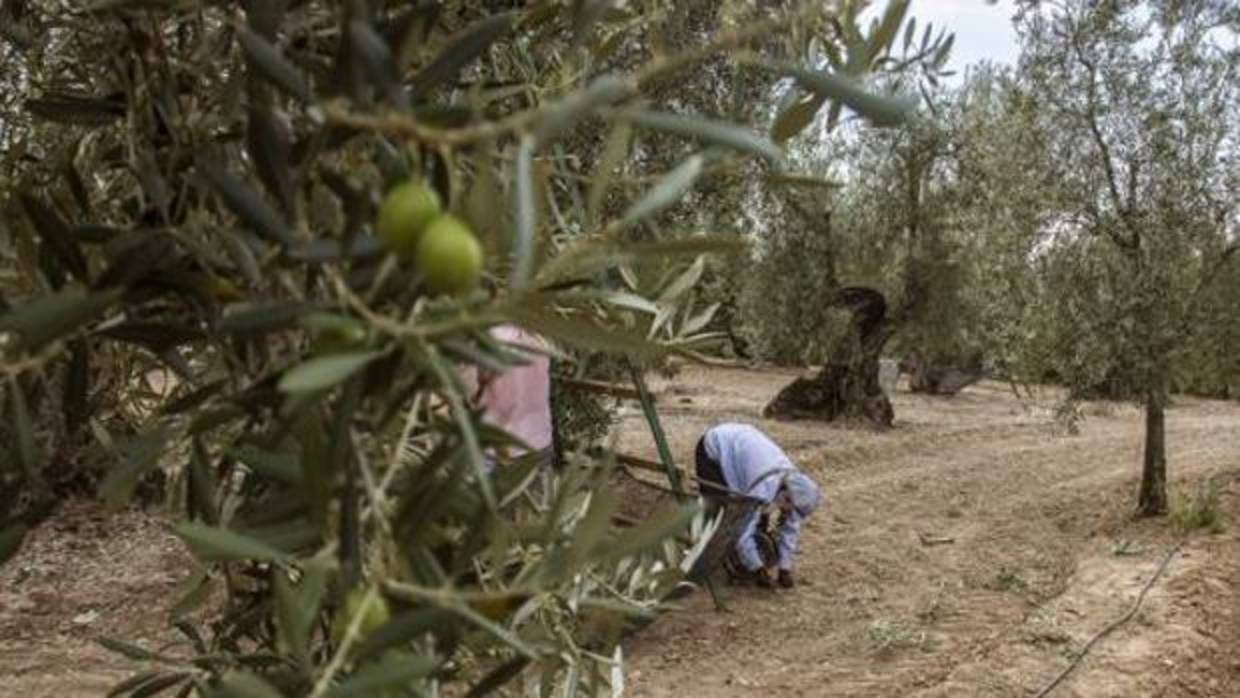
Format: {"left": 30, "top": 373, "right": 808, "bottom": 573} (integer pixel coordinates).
{"left": 694, "top": 422, "right": 821, "bottom": 589}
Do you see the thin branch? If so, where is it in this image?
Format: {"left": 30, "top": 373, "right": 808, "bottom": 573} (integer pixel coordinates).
{"left": 1069, "top": 26, "right": 1140, "bottom": 251}
{"left": 322, "top": 6, "right": 820, "bottom": 147}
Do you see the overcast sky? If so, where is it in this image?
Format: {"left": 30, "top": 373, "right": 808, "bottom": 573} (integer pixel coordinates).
{"left": 893, "top": 0, "right": 1021, "bottom": 79}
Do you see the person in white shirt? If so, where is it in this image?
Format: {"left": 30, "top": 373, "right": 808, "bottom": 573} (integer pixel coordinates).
{"left": 695, "top": 422, "right": 821, "bottom": 589}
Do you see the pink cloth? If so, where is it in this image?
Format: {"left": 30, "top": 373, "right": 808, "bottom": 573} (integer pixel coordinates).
{"left": 475, "top": 324, "right": 553, "bottom": 457}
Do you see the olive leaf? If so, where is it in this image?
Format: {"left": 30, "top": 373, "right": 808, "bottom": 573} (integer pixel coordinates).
{"left": 209, "top": 671, "right": 285, "bottom": 698}
{"left": 174, "top": 521, "right": 288, "bottom": 564}
{"left": 0, "top": 524, "right": 27, "bottom": 567}
{"left": 25, "top": 93, "right": 124, "bottom": 126}
{"left": 279, "top": 351, "right": 384, "bottom": 394}
{"left": 98, "top": 427, "right": 175, "bottom": 511}
{"left": 237, "top": 28, "right": 311, "bottom": 102}
{"left": 19, "top": 194, "right": 90, "bottom": 284}
{"left": 348, "top": 19, "right": 409, "bottom": 109}
{"left": 619, "top": 154, "right": 707, "bottom": 227}
{"left": 0, "top": 287, "right": 123, "bottom": 352}
{"left": 614, "top": 109, "right": 783, "bottom": 165}
{"left": 757, "top": 61, "right": 918, "bottom": 127}
{"left": 411, "top": 12, "right": 517, "bottom": 95}
{"left": 771, "top": 94, "right": 826, "bottom": 143}
{"left": 196, "top": 154, "right": 297, "bottom": 246}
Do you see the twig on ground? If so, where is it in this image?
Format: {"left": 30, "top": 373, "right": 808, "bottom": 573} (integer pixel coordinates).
{"left": 917, "top": 531, "right": 955, "bottom": 546}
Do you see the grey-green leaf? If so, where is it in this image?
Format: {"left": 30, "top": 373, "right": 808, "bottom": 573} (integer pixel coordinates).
{"left": 765, "top": 63, "right": 917, "bottom": 128}
{"left": 618, "top": 109, "right": 783, "bottom": 165}
{"left": 619, "top": 154, "right": 706, "bottom": 227}
{"left": 0, "top": 524, "right": 28, "bottom": 567}
{"left": 218, "top": 302, "right": 315, "bottom": 337}
{"left": 326, "top": 651, "right": 437, "bottom": 697}
{"left": 246, "top": 106, "right": 296, "bottom": 219}
{"left": 538, "top": 235, "right": 744, "bottom": 288}
{"left": 96, "top": 637, "right": 176, "bottom": 664}
{"left": 771, "top": 94, "right": 826, "bottom": 143}
{"left": 275, "top": 560, "right": 327, "bottom": 665}
{"left": 348, "top": 19, "right": 409, "bottom": 109}
{"left": 210, "top": 671, "right": 285, "bottom": 698}
{"left": 507, "top": 304, "right": 667, "bottom": 360}
{"left": 532, "top": 76, "right": 631, "bottom": 147}
{"left": 10, "top": 384, "right": 36, "bottom": 479}
{"left": 237, "top": 28, "right": 311, "bottom": 102}
{"left": 600, "top": 502, "right": 698, "bottom": 565}
{"left": 19, "top": 194, "right": 90, "bottom": 284}
{"left": 98, "top": 427, "right": 174, "bottom": 511}
{"left": 657, "top": 256, "right": 706, "bottom": 305}
{"left": 867, "top": 0, "right": 910, "bottom": 65}
{"left": 354, "top": 608, "right": 453, "bottom": 662}
{"left": 586, "top": 122, "right": 632, "bottom": 226}
{"left": 174, "top": 521, "right": 287, "bottom": 564}
{"left": 279, "top": 351, "right": 383, "bottom": 393}
{"left": 411, "top": 13, "right": 516, "bottom": 94}
{"left": 197, "top": 155, "right": 296, "bottom": 246}
{"left": 229, "top": 445, "right": 303, "bottom": 485}
{"left": 510, "top": 136, "right": 536, "bottom": 291}
{"left": 25, "top": 94, "right": 124, "bottom": 126}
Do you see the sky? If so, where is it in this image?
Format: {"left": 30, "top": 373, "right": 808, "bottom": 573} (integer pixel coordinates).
{"left": 894, "top": 0, "right": 1021, "bottom": 80}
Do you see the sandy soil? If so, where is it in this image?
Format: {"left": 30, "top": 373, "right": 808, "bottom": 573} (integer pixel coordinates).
{"left": 2, "top": 364, "right": 1238, "bottom": 697}
{"left": 615, "top": 365, "right": 1240, "bottom": 698}
{"left": 0, "top": 501, "right": 190, "bottom": 697}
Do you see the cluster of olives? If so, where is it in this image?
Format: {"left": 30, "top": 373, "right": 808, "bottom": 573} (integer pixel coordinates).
{"left": 376, "top": 181, "right": 482, "bottom": 296}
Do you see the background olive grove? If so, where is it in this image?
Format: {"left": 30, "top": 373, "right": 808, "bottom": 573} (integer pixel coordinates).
{"left": 737, "top": 0, "right": 1238, "bottom": 513}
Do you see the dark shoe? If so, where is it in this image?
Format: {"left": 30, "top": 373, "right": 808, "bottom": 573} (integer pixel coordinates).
{"left": 778, "top": 569, "right": 795, "bottom": 589}
{"left": 753, "top": 568, "right": 775, "bottom": 589}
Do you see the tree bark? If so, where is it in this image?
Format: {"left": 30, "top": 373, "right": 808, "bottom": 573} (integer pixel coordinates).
{"left": 762, "top": 287, "right": 895, "bottom": 428}
{"left": 900, "top": 351, "right": 985, "bottom": 396}
{"left": 1136, "top": 387, "right": 1168, "bottom": 516}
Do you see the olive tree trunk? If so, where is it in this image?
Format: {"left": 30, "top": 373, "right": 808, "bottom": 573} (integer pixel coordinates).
{"left": 762, "top": 287, "right": 895, "bottom": 428}
{"left": 1137, "top": 386, "right": 1168, "bottom": 516}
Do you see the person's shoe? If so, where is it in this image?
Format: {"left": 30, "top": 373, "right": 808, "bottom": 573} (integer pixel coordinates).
{"left": 778, "top": 569, "right": 795, "bottom": 589}
{"left": 663, "top": 581, "right": 698, "bottom": 600}
{"left": 753, "top": 568, "right": 775, "bottom": 589}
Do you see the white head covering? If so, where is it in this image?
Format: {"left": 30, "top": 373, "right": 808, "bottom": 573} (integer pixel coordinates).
{"left": 783, "top": 471, "right": 821, "bottom": 517}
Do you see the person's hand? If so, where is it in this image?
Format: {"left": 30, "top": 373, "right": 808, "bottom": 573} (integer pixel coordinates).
{"left": 778, "top": 569, "right": 795, "bottom": 589}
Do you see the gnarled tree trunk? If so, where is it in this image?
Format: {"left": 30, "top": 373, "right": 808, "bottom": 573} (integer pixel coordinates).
{"left": 762, "top": 287, "right": 895, "bottom": 428}
{"left": 900, "top": 351, "right": 986, "bottom": 396}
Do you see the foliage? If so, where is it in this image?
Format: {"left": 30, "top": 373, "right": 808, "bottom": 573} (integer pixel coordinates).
{"left": 1015, "top": 0, "right": 1239, "bottom": 513}
{"left": 1168, "top": 479, "right": 1225, "bottom": 535}
{"left": 733, "top": 2, "right": 959, "bottom": 364}
{"left": 0, "top": 0, "right": 932, "bottom": 695}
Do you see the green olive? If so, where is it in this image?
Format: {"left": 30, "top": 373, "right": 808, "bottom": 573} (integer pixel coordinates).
{"left": 376, "top": 180, "right": 441, "bottom": 260}
{"left": 414, "top": 214, "right": 483, "bottom": 296}
{"left": 330, "top": 586, "right": 391, "bottom": 647}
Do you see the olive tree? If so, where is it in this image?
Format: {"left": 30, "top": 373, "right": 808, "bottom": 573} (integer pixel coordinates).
{"left": 1016, "top": 0, "right": 1240, "bottom": 514}
{"left": 0, "top": 1, "right": 929, "bottom": 695}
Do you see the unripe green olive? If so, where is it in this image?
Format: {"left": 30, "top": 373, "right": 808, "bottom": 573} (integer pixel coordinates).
{"left": 414, "top": 214, "right": 483, "bottom": 296}
{"left": 376, "top": 181, "right": 441, "bottom": 260}
{"left": 330, "top": 586, "right": 391, "bottom": 647}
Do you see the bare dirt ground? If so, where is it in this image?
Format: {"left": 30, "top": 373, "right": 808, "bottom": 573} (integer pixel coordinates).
{"left": 3, "top": 365, "right": 1238, "bottom": 697}
{"left": 0, "top": 501, "right": 190, "bottom": 696}
{"left": 616, "top": 365, "right": 1240, "bottom": 697}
